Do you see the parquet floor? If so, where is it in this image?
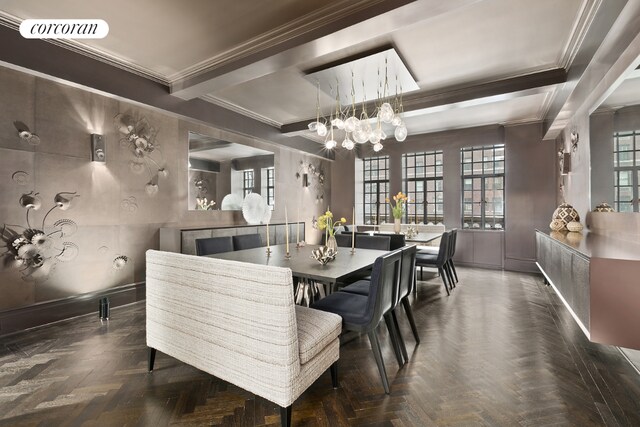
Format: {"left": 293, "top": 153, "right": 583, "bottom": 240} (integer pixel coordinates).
{"left": 1, "top": 267, "right": 639, "bottom": 426}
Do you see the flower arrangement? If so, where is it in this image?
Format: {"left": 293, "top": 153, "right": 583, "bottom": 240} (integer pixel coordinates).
{"left": 196, "top": 197, "right": 216, "bottom": 210}
{"left": 317, "top": 210, "right": 346, "bottom": 242}
{"left": 387, "top": 191, "right": 409, "bottom": 220}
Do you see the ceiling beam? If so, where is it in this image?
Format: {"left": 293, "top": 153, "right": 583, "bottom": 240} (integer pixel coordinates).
{"left": 280, "top": 68, "right": 567, "bottom": 135}
{"left": 170, "top": 0, "right": 483, "bottom": 100}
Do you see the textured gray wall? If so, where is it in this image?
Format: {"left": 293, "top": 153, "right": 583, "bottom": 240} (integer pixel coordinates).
{"left": 0, "top": 65, "right": 331, "bottom": 311}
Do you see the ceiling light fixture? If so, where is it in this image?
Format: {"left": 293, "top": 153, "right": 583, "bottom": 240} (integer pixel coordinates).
{"left": 308, "top": 54, "right": 410, "bottom": 151}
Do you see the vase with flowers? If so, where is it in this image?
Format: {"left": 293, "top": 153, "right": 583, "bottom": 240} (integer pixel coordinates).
{"left": 387, "top": 191, "right": 409, "bottom": 233}
{"left": 317, "top": 210, "right": 346, "bottom": 253}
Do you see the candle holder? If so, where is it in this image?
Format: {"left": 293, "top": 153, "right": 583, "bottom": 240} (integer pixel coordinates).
{"left": 266, "top": 247, "right": 272, "bottom": 257}
{"left": 350, "top": 248, "right": 356, "bottom": 254}
{"left": 285, "top": 251, "right": 291, "bottom": 259}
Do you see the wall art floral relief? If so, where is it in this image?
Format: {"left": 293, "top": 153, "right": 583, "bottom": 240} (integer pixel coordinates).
{"left": 114, "top": 113, "right": 168, "bottom": 196}
{"left": 1, "top": 190, "right": 80, "bottom": 282}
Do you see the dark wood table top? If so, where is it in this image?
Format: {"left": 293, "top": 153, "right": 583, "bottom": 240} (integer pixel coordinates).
{"left": 362, "top": 231, "right": 442, "bottom": 244}
{"left": 207, "top": 244, "right": 386, "bottom": 284}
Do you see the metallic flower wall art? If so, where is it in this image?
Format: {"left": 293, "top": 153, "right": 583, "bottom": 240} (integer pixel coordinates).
{"left": 114, "top": 113, "right": 168, "bottom": 196}
{"left": 1, "top": 190, "right": 81, "bottom": 281}
{"left": 14, "top": 121, "right": 40, "bottom": 145}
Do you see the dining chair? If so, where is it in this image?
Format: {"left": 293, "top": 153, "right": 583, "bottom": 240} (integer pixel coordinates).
{"left": 334, "top": 233, "right": 352, "bottom": 248}
{"left": 415, "top": 231, "right": 451, "bottom": 295}
{"left": 233, "top": 233, "right": 263, "bottom": 251}
{"left": 339, "top": 245, "right": 419, "bottom": 364}
{"left": 448, "top": 229, "right": 459, "bottom": 284}
{"left": 355, "top": 235, "right": 391, "bottom": 251}
{"left": 388, "top": 234, "right": 406, "bottom": 251}
{"left": 311, "top": 249, "right": 403, "bottom": 394}
{"left": 195, "top": 236, "right": 234, "bottom": 256}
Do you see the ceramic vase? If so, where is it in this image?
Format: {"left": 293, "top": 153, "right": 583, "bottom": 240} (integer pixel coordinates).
{"left": 394, "top": 218, "right": 401, "bottom": 234}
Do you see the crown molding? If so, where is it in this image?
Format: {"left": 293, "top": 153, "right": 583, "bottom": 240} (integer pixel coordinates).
{"left": 165, "top": 0, "right": 392, "bottom": 83}
{"left": 0, "top": 11, "right": 169, "bottom": 85}
{"left": 558, "top": 0, "right": 602, "bottom": 70}
{"left": 200, "top": 95, "right": 283, "bottom": 129}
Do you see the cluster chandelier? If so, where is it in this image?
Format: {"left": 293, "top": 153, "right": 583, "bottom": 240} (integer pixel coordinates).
{"left": 308, "top": 59, "right": 408, "bottom": 152}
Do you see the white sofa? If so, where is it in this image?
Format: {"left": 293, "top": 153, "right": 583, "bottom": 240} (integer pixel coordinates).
{"left": 145, "top": 250, "right": 342, "bottom": 427}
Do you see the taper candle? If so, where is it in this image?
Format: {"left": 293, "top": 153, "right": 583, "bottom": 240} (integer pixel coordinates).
{"left": 296, "top": 207, "right": 300, "bottom": 244}
{"left": 352, "top": 206, "right": 355, "bottom": 251}
{"left": 266, "top": 218, "right": 270, "bottom": 251}
{"left": 285, "top": 207, "right": 289, "bottom": 253}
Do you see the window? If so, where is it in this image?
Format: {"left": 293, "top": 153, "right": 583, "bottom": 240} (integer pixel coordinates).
{"left": 363, "top": 156, "right": 390, "bottom": 224}
{"left": 613, "top": 131, "right": 640, "bottom": 212}
{"left": 243, "top": 169, "right": 254, "bottom": 196}
{"left": 461, "top": 144, "right": 505, "bottom": 229}
{"left": 266, "top": 167, "right": 275, "bottom": 207}
{"left": 403, "top": 151, "right": 444, "bottom": 224}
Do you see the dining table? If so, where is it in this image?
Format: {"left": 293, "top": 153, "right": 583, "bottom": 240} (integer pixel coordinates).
{"left": 365, "top": 231, "right": 443, "bottom": 245}
{"left": 207, "top": 244, "right": 388, "bottom": 305}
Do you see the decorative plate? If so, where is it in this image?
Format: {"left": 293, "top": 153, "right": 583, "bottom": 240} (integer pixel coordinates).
{"left": 242, "top": 193, "right": 268, "bottom": 224}
{"left": 221, "top": 193, "right": 243, "bottom": 211}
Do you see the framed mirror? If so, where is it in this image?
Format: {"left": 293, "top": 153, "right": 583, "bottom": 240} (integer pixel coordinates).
{"left": 188, "top": 131, "right": 275, "bottom": 212}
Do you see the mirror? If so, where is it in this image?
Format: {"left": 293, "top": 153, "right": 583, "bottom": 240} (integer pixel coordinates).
{"left": 590, "top": 64, "right": 640, "bottom": 213}
{"left": 188, "top": 131, "right": 275, "bottom": 211}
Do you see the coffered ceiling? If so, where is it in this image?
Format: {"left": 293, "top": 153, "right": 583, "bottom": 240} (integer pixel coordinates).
{"left": 0, "top": 0, "right": 607, "bottom": 142}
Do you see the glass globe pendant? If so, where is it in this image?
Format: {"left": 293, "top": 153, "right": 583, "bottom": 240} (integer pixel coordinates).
{"left": 379, "top": 102, "right": 394, "bottom": 123}
{"left": 342, "top": 135, "right": 355, "bottom": 150}
{"left": 394, "top": 123, "right": 408, "bottom": 142}
{"left": 373, "top": 142, "right": 383, "bottom": 152}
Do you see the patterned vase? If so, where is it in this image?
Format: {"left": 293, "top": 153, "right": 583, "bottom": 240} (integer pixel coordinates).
{"left": 553, "top": 203, "right": 580, "bottom": 226}
{"left": 593, "top": 203, "right": 615, "bottom": 212}
{"left": 394, "top": 218, "right": 401, "bottom": 234}
{"left": 550, "top": 218, "right": 565, "bottom": 231}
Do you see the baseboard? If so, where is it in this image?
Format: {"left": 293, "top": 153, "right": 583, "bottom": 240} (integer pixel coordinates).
{"left": 455, "top": 261, "right": 503, "bottom": 270}
{"left": 0, "top": 282, "right": 145, "bottom": 336}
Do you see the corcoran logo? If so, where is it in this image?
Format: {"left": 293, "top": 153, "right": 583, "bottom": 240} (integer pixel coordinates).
{"left": 19, "top": 19, "right": 109, "bottom": 39}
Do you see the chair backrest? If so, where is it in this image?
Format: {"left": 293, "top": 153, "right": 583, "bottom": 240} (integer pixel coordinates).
{"left": 335, "top": 233, "right": 352, "bottom": 248}
{"left": 448, "top": 229, "right": 457, "bottom": 258}
{"left": 388, "top": 234, "right": 406, "bottom": 251}
{"left": 436, "top": 231, "right": 451, "bottom": 265}
{"left": 399, "top": 245, "right": 417, "bottom": 299}
{"left": 356, "top": 235, "right": 391, "bottom": 251}
{"left": 233, "top": 234, "right": 263, "bottom": 251}
{"left": 196, "top": 236, "right": 234, "bottom": 256}
{"left": 366, "top": 249, "right": 403, "bottom": 326}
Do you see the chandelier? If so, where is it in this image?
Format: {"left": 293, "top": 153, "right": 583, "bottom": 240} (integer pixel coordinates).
{"left": 308, "top": 59, "right": 408, "bottom": 152}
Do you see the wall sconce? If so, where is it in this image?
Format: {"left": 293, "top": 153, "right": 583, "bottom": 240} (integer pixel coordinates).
{"left": 559, "top": 150, "right": 571, "bottom": 175}
{"left": 91, "top": 134, "right": 105, "bottom": 162}
{"left": 302, "top": 173, "right": 309, "bottom": 187}
{"left": 570, "top": 131, "right": 579, "bottom": 153}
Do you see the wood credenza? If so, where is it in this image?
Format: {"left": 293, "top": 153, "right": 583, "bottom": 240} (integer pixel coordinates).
{"left": 160, "top": 222, "right": 304, "bottom": 255}
{"left": 536, "top": 229, "right": 640, "bottom": 350}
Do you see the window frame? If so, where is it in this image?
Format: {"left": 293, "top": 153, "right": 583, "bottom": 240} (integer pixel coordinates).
{"left": 461, "top": 144, "right": 505, "bottom": 230}
{"left": 402, "top": 150, "right": 444, "bottom": 224}
{"left": 613, "top": 131, "right": 640, "bottom": 212}
{"left": 266, "top": 167, "right": 275, "bottom": 207}
{"left": 362, "top": 156, "right": 390, "bottom": 225}
{"left": 243, "top": 169, "right": 254, "bottom": 197}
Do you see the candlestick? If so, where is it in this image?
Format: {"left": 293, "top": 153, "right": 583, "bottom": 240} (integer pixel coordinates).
{"left": 285, "top": 207, "right": 290, "bottom": 257}
{"left": 296, "top": 207, "right": 300, "bottom": 248}
{"left": 266, "top": 220, "right": 271, "bottom": 256}
{"left": 351, "top": 206, "right": 356, "bottom": 254}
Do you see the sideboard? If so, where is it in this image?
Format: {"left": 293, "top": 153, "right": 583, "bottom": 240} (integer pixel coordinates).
{"left": 160, "top": 222, "right": 304, "bottom": 255}
{"left": 536, "top": 229, "right": 640, "bottom": 350}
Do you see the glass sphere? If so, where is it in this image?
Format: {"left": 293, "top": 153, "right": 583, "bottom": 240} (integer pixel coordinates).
{"left": 391, "top": 114, "right": 402, "bottom": 126}
{"left": 344, "top": 116, "right": 359, "bottom": 133}
{"left": 380, "top": 129, "right": 387, "bottom": 140}
{"left": 325, "top": 139, "right": 337, "bottom": 149}
{"left": 332, "top": 118, "right": 345, "bottom": 130}
{"left": 379, "top": 103, "right": 394, "bottom": 123}
{"left": 369, "top": 129, "right": 381, "bottom": 144}
{"left": 317, "top": 122, "right": 328, "bottom": 137}
{"left": 394, "top": 124, "right": 407, "bottom": 142}
{"left": 342, "top": 137, "right": 355, "bottom": 150}
{"left": 353, "top": 128, "right": 369, "bottom": 144}
{"left": 373, "top": 142, "right": 383, "bottom": 152}
{"left": 308, "top": 122, "right": 318, "bottom": 132}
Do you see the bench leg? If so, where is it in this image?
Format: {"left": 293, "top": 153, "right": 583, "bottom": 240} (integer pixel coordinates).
{"left": 148, "top": 347, "right": 156, "bottom": 372}
{"left": 330, "top": 362, "right": 338, "bottom": 389}
{"left": 280, "top": 405, "right": 292, "bottom": 427}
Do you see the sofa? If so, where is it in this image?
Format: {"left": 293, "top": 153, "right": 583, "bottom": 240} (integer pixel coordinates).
{"left": 145, "top": 250, "right": 342, "bottom": 426}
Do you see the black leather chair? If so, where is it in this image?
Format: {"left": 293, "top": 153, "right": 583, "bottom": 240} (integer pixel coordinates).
{"left": 415, "top": 231, "right": 451, "bottom": 295}
{"left": 195, "top": 236, "right": 234, "bottom": 256}
{"left": 339, "top": 245, "right": 419, "bottom": 364}
{"left": 355, "top": 235, "right": 391, "bottom": 250}
{"left": 233, "top": 234, "right": 263, "bottom": 251}
{"left": 311, "top": 249, "right": 403, "bottom": 394}
{"left": 335, "top": 233, "right": 352, "bottom": 248}
{"left": 447, "top": 229, "right": 459, "bottom": 284}
{"left": 388, "top": 234, "right": 406, "bottom": 251}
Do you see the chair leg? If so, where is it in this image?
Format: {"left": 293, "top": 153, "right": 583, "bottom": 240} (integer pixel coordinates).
{"left": 280, "top": 405, "right": 292, "bottom": 427}
{"left": 438, "top": 267, "right": 450, "bottom": 295}
{"left": 330, "top": 362, "right": 338, "bottom": 389}
{"left": 450, "top": 260, "right": 459, "bottom": 283}
{"left": 391, "top": 309, "right": 409, "bottom": 363}
{"left": 401, "top": 298, "right": 420, "bottom": 344}
{"left": 368, "top": 330, "right": 390, "bottom": 394}
{"left": 444, "top": 263, "right": 455, "bottom": 289}
{"left": 384, "top": 314, "right": 405, "bottom": 367}
{"left": 148, "top": 347, "right": 156, "bottom": 372}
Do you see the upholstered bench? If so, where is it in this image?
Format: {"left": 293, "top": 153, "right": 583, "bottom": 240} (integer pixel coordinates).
{"left": 145, "top": 250, "right": 342, "bottom": 427}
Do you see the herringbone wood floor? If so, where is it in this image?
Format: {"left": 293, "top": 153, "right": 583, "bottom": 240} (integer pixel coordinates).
{"left": 1, "top": 267, "right": 639, "bottom": 426}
